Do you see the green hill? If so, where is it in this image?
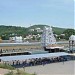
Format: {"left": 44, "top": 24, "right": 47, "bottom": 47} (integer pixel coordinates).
{"left": 0, "top": 25, "right": 66, "bottom": 39}
{"left": 52, "top": 27, "right": 66, "bottom": 34}
{"left": 0, "top": 25, "right": 27, "bottom": 36}
{"left": 28, "top": 24, "right": 66, "bottom": 34}
{"left": 28, "top": 24, "right": 49, "bottom": 29}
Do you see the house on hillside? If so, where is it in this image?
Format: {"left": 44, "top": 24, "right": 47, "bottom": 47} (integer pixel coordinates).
{"left": 35, "top": 28, "right": 43, "bottom": 32}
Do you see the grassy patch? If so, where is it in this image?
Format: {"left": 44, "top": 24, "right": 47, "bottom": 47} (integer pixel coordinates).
{"left": 0, "top": 63, "right": 15, "bottom": 70}
{"left": 5, "top": 69, "right": 36, "bottom": 75}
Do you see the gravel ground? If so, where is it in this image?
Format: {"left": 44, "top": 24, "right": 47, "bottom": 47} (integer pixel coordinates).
{"left": 22, "top": 60, "right": 75, "bottom": 75}
{"left": 0, "top": 68, "right": 9, "bottom": 75}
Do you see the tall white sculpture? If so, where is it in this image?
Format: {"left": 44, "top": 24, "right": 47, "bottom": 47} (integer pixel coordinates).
{"left": 41, "top": 26, "right": 56, "bottom": 47}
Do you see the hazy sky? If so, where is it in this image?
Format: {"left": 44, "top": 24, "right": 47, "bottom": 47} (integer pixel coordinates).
{"left": 0, "top": 0, "right": 74, "bottom": 28}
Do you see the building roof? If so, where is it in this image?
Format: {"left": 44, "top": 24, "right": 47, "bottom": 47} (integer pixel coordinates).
{"left": 69, "top": 35, "right": 75, "bottom": 41}
{"left": 0, "top": 52, "right": 69, "bottom": 62}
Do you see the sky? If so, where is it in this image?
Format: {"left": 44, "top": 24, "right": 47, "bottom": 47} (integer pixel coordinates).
{"left": 0, "top": 0, "right": 74, "bottom": 28}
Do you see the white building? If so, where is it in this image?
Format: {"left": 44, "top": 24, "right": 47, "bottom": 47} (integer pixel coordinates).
{"left": 69, "top": 35, "right": 75, "bottom": 43}
{"left": 30, "top": 29, "right": 34, "bottom": 32}
{"left": 35, "top": 28, "right": 43, "bottom": 32}
{"left": 69, "top": 35, "right": 75, "bottom": 51}
{"left": 41, "top": 26, "right": 56, "bottom": 47}
{"left": 10, "top": 36, "right": 23, "bottom": 43}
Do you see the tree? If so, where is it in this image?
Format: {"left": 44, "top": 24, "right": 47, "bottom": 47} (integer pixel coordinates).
{"left": 37, "top": 37, "right": 41, "bottom": 41}
{"left": 63, "top": 29, "right": 75, "bottom": 40}
{"left": 32, "top": 36, "right": 35, "bottom": 40}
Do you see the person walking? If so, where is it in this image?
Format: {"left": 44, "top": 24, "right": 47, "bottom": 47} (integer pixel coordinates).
{"left": 23, "top": 66, "right": 25, "bottom": 71}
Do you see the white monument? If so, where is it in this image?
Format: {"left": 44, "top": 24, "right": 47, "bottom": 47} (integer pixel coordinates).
{"left": 41, "top": 26, "right": 56, "bottom": 47}
{"left": 41, "top": 26, "right": 64, "bottom": 52}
